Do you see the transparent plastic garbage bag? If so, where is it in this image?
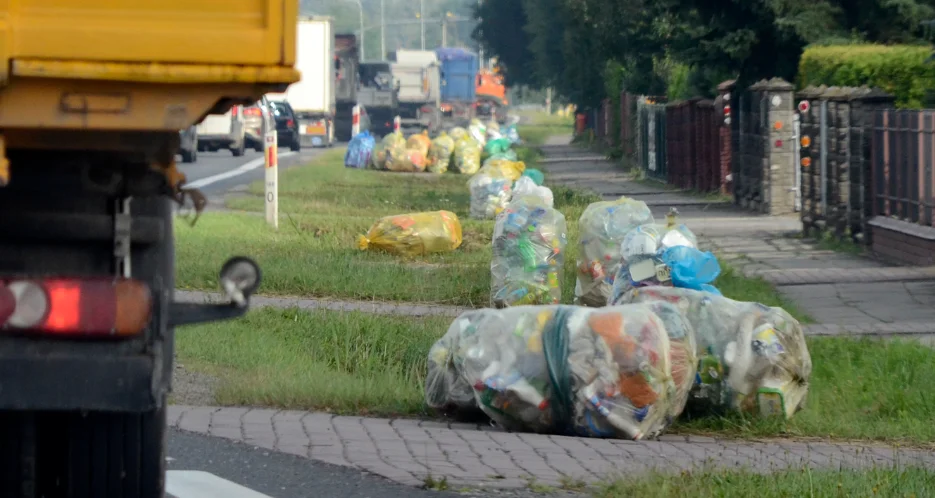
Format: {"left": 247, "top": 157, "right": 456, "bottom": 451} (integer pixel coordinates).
{"left": 491, "top": 196, "right": 567, "bottom": 307}
{"left": 424, "top": 304, "right": 698, "bottom": 440}
{"left": 468, "top": 165, "right": 512, "bottom": 219}
{"left": 574, "top": 197, "right": 654, "bottom": 307}
{"left": 511, "top": 176, "right": 554, "bottom": 207}
{"left": 620, "top": 287, "right": 812, "bottom": 419}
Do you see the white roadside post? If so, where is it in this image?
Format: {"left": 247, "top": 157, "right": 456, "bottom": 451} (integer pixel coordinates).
{"left": 264, "top": 129, "right": 278, "bottom": 229}
{"left": 351, "top": 105, "right": 361, "bottom": 137}
{"left": 393, "top": 115, "right": 401, "bottom": 133}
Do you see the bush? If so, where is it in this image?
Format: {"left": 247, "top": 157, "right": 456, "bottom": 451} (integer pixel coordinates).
{"left": 797, "top": 44, "right": 935, "bottom": 109}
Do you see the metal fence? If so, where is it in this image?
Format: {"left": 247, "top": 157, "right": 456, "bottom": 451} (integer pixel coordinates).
{"left": 665, "top": 99, "right": 722, "bottom": 191}
{"left": 872, "top": 109, "right": 935, "bottom": 227}
{"left": 638, "top": 101, "right": 668, "bottom": 180}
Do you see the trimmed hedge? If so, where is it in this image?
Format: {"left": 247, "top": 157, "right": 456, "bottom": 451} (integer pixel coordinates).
{"left": 797, "top": 45, "right": 935, "bottom": 109}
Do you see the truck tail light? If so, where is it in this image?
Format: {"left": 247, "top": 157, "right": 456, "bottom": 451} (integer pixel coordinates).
{"left": 244, "top": 107, "right": 261, "bottom": 117}
{"left": 0, "top": 278, "right": 152, "bottom": 337}
{"left": 231, "top": 106, "right": 240, "bottom": 117}
{"left": 420, "top": 106, "right": 433, "bottom": 114}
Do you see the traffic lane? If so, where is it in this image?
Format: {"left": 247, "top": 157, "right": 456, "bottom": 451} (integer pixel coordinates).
{"left": 167, "top": 428, "right": 581, "bottom": 498}
{"left": 175, "top": 146, "right": 334, "bottom": 197}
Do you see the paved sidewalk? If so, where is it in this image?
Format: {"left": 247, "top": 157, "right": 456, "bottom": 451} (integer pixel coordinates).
{"left": 540, "top": 136, "right": 935, "bottom": 334}
{"left": 168, "top": 406, "right": 935, "bottom": 490}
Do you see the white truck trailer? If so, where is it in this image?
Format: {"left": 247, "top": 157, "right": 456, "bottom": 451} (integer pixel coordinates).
{"left": 269, "top": 16, "right": 335, "bottom": 148}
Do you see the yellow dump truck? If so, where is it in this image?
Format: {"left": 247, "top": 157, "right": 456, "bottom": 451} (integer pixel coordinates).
{"left": 0, "top": 1, "right": 299, "bottom": 496}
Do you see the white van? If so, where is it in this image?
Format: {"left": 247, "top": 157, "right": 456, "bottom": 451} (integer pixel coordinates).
{"left": 196, "top": 105, "right": 247, "bottom": 156}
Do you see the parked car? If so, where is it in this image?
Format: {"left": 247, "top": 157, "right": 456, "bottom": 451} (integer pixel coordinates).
{"left": 243, "top": 97, "right": 275, "bottom": 152}
{"left": 269, "top": 100, "right": 301, "bottom": 151}
{"left": 196, "top": 105, "right": 246, "bottom": 156}
{"left": 179, "top": 125, "right": 198, "bottom": 163}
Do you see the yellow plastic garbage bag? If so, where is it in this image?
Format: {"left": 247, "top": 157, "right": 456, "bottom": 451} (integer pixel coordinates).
{"left": 449, "top": 127, "right": 468, "bottom": 141}
{"left": 428, "top": 132, "right": 455, "bottom": 174}
{"left": 371, "top": 131, "right": 406, "bottom": 170}
{"left": 406, "top": 131, "right": 432, "bottom": 157}
{"left": 358, "top": 210, "right": 463, "bottom": 256}
{"left": 453, "top": 136, "right": 481, "bottom": 174}
{"left": 386, "top": 145, "right": 427, "bottom": 172}
{"left": 482, "top": 157, "right": 526, "bottom": 181}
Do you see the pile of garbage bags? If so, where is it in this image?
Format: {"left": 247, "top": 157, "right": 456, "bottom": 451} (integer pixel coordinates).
{"left": 425, "top": 291, "right": 812, "bottom": 439}
{"left": 468, "top": 166, "right": 513, "bottom": 219}
{"left": 481, "top": 157, "right": 525, "bottom": 182}
{"left": 621, "top": 287, "right": 812, "bottom": 419}
{"left": 425, "top": 303, "right": 699, "bottom": 440}
{"left": 357, "top": 210, "right": 463, "bottom": 257}
{"left": 490, "top": 195, "right": 567, "bottom": 307}
{"left": 574, "top": 197, "right": 654, "bottom": 307}
{"left": 345, "top": 131, "right": 375, "bottom": 169}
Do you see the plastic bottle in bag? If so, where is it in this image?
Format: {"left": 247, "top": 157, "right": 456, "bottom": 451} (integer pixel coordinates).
{"left": 574, "top": 197, "right": 654, "bottom": 307}
{"left": 453, "top": 136, "right": 481, "bottom": 174}
{"left": 620, "top": 286, "right": 812, "bottom": 419}
{"left": 490, "top": 196, "right": 567, "bottom": 307}
{"left": 357, "top": 210, "right": 463, "bottom": 256}
{"left": 428, "top": 132, "right": 455, "bottom": 174}
{"left": 468, "top": 165, "right": 512, "bottom": 219}
{"left": 425, "top": 303, "right": 698, "bottom": 440}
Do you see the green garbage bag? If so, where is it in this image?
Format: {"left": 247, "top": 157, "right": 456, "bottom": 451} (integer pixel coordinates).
{"left": 522, "top": 168, "right": 545, "bottom": 186}
{"left": 484, "top": 137, "right": 512, "bottom": 156}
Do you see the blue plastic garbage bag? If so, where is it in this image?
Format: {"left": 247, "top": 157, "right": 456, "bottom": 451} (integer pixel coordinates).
{"left": 502, "top": 125, "right": 522, "bottom": 145}
{"left": 345, "top": 131, "right": 376, "bottom": 169}
{"left": 661, "top": 245, "right": 722, "bottom": 295}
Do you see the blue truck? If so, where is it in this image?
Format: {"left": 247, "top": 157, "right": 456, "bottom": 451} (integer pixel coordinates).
{"left": 436, "top": 47, "right": 479, "bottom": 126}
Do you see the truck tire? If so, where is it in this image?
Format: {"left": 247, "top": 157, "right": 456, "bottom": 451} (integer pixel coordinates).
{"left": 231, "top": 137, "right": 245, "bottom": 157}
{"left": 0, "top": 401, "right": 168, "bottom": 498}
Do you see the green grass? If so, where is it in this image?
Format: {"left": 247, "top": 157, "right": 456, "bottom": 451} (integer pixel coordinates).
{"left": 594, "top": 467, "right": 935, "bottom": 497}
{"left": 178, "top": 306, "right": 935, "bottom": 443}
{"left": 177, "top": 307, "right": 449, "bottom": 416}
{"left": 175, "top": 128, "right": 808, "bottom": 322}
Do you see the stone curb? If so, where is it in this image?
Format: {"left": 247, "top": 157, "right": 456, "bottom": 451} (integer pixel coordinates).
{"left": 175, "top": 290, "right": 935, "bottom": 336}
{"left": 167, "top": 405, "right": 935, "bottom": 490}
{"left": 750, "top": 267, "right": 935, "bottom": 285}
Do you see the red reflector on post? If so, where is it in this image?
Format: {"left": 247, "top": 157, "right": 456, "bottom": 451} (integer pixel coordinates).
{"left": 1, "top": 278, "right": 151, "bottom": 337}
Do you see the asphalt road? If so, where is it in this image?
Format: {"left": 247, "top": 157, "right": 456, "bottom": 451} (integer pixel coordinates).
{"left": 175, "top": 146, "right": 331, "bottom": 197}
{"left": 167, "top": 429, "right": 576, "bottom": 498}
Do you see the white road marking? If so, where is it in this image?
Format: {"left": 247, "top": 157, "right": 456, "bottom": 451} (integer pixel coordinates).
{"left": 166, "top": 471, "right": 274, "bottom": 498}
{"left": 185, "top": 151, "right": 297, "bottom": 189}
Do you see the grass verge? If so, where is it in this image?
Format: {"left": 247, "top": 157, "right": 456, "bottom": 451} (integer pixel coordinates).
{"left": 594, "top": 467, "right": 935, "bottom": 497}
{"left": 178, "top": 306, "right": 935, "bottom": 444}
{"left": 175, "top": 115, "right": 809, "bottom": 322}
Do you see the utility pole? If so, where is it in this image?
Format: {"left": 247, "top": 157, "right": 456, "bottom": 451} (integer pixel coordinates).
{"left": 546, "top": 87, "right": 553, "bottom": 115}
{"left": 380, "top": 0, "right": 385, "bottom": 60}
{"left": 420, "top": 0, "right": 425, "bottom": 50}
{"left": 441, "top": 17, "right": 447, "bottom": 47}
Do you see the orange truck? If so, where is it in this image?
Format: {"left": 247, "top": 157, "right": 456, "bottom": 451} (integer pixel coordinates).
{"left": 475, "top": 67, "right": 509, "bottom": 122}
{"left": 0, "top": 1, "right": 298, "bottom": 496}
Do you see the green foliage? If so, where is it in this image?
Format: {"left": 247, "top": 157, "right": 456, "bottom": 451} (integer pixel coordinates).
{"left": 798, "top": 44, "right": 935, "bottom": 108}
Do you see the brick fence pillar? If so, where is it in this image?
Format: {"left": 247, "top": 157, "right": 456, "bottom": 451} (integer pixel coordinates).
{"left": 762, "top": 78, "right": 797, "bottom": 215}
{"left": 716, "top": 80, "right": 736, "bottom": 194}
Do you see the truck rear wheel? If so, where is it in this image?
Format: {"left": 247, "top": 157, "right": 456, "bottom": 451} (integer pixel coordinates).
{"left": 0, "top": 401, "right": 167, "bottom": 498}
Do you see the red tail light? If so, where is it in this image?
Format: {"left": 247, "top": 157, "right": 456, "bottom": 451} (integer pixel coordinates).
{"left": 420, "top": 106, "right": 433, "bottom": 114}
{"left": 0, "top": 278, "right": 152, "bottom": 337}
{"left": 286, "top": 119, "right": 294, "bottom": 127}
{"left": 231, "top": 106, "right": 240, "bottom": 117}
{"left": 244, "top": 107, "right": 261, "bottom": 116}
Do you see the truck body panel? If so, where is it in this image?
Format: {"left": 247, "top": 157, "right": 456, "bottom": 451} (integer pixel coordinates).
{"left": 284, "top": 17, "right": 334, "bottom": 147}
{"left": 436, "top": 48, "right": 478, "bottom": 104}
{"left": 287, "top": 17, "right": 334, "bottom": 116}
{"left": 392, "top": 49, "right": 440, "bottom": 105}
{"left": 334, "top": 34, "right": 359, "bottom": 104}
{"left": 0, "top": 0, "right": 297, "bottom": 67}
